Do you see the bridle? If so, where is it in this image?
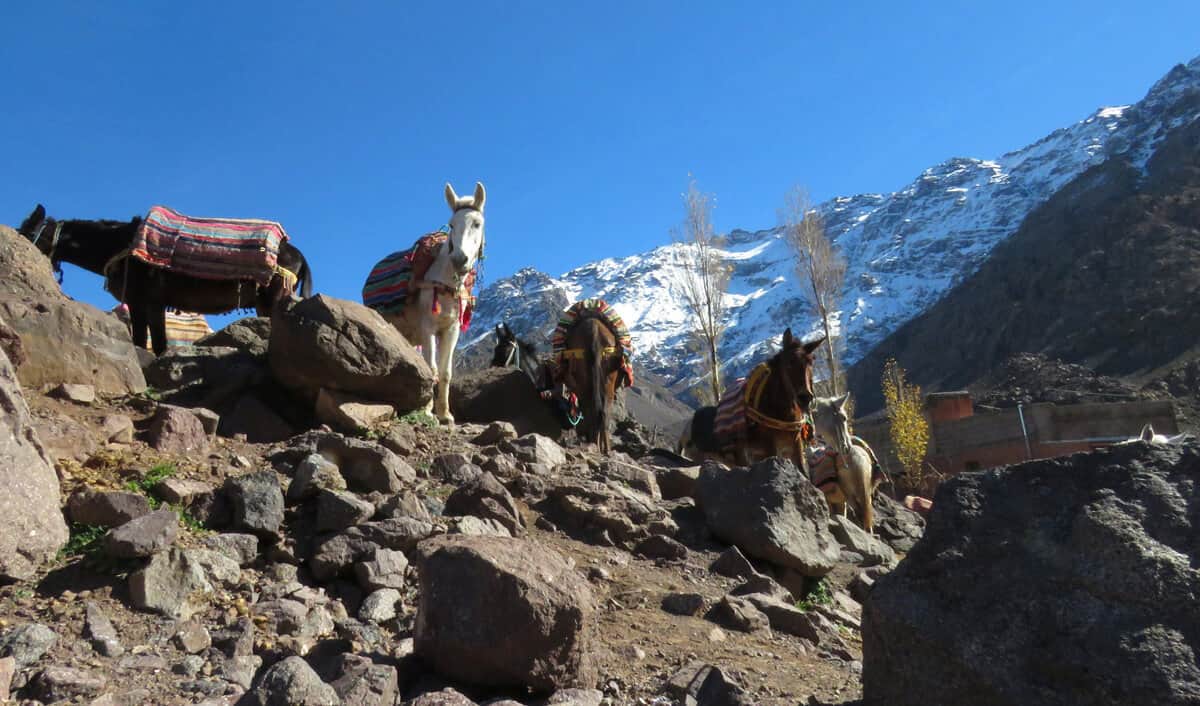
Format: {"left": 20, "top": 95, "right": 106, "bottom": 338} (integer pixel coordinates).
{"left": 29, "top": 219, "right": 65, "bottom": 281}
{"left": 445, "top": 207, "right": 486, "bottom": 287}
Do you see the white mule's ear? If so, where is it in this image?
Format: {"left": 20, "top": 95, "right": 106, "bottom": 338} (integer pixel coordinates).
{"left": 1139, "top": 423, "right": 1155, "bottom": 441}
{"left": 445, "top": 183, "right": 459, "bottom": 211}
{"left": 837, "top": 392, "right": 851, "bottom": 409}
{"left": 473, "top": 182, "right": 486, "bottom": 213}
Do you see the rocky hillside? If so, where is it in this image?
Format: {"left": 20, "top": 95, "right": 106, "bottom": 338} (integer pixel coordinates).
{"left": 0, "top": 221, "right": 929, "bottom": 705}
{"left": 847, "top": 100, "right": 1200, "bottom": 417}
{"left": 464, "top": 56, "right": 1200, "bottom": 396}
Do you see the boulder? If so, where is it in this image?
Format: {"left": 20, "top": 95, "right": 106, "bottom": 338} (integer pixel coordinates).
{"left": 0, "top": 327, "right": 68, "bottom": 579}
{"left": 196, "top": 316, "right": 271, "bottom": 357}
{"left": 315, "top": 388, "right": 395, "bottom": 433}
{"left": 28, "top": 666, "right": 106, "bottom": 702}
{"left": 545, "top": 479, "right": 678, "bottom": 547}
{"left": 415, "top": 535, "right": 598, "bottom": 692}
{"left": 355, "top": 548, "right": 409, "bottom": 591}
{"left": 269, "top": 294, "right": 434, "bottom": 413}
{"left": 330, "top": 657, "right": 398, "bottom": 706}
{"left": 0, "top": 226, "right": 145, "bottom": 395}
{"left": 634, "top": 535, "right": 688, "bottom": 561}
{"left": 450, "top": 367, "right": 563, "bottom": 438}
{"left": 471, "top": 421, "right": 518, "bottom": 446}
{"left": 202, "top": 533, "right": 259, "bottom": 567}
{"left": 310, "top": 518, "right": 435, "bottom": 581}
{"left": 359, "top": 588, "right": 401, "bottom": 623}
{"left": 696, "top": 458, "right": 840, "bottom": 577}
{"left": 443, "top": 472, "right": 524, "bottom": 536}
{"left": 100, "top": 413, "right": 135, "bottom": 444}
{"left": 863, "top": 442, "right": 1200, "bottom": 706}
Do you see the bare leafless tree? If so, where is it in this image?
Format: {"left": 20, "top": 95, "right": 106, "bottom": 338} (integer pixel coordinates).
{"left": 672, "top": 178, "right": 729, "bottom": 406}
{"left": 781, "top": 186, "right": 847, "bottom": 396}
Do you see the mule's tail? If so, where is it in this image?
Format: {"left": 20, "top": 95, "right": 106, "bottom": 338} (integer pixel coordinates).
{"left": 588, "top": 321, "right": 609, "bottom": 449}
{"left": 298, "top": 251, "right": 314, "bottom": 298}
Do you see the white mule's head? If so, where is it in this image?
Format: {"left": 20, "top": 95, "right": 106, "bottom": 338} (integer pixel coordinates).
{"left": 443, "top": 182, "right": 486, "bottom": 279}
{"left": 812, "top": 393, "right": 853, "bottom": 453}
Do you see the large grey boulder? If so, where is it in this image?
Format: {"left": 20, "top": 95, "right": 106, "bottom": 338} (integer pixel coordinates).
{"left": 269, "top": 294, "right": 434, "bottom": 414}
{"left": 695, "top": 457, "right": 840, "bottom": 577}
{"left": 0, "top": 316, "right": 68, "bottom": 580}
{"left": 863, "top": 441, "right": 1200, "bottom": 706}
{"left": 196, "top": 316, "right": 271, "bottom": 356}
{"left": 0, "top": 225, "right": 145, "bottom": 395}
{"left": 247, "top": 656, "right": 339, "bottom": 706}
{"left": 450, "top": 367, "right": 564, "bottom": 439}
{"left": 415, "top": 535, "right": 598, "bottom": 693}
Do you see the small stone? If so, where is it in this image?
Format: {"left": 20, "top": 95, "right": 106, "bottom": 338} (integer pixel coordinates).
{"left": 174, "top": 620, "right": 212, "bottom": 654}
{"left": 104, "top": 509, "right": 179, "bottom": 558}
{"left": 67, "top": 490, "right": 152, "bottom": 528}
{"left": 50, "top": 382, "right": 96, "bottom": 403}
{"left": 287, "top": 454, "right": 347, "bottom": 503}
{"left": 0, "top": 623, "right": 58, "bottom": 668}
{"left": 471, "top": 421, "right": 518, "bottom": 446}
{"left": 224, "top": 471, "right": 285, "bottom": 537}
{"left": 101, "top": 414, "right": 135, "bottom": 444}
{"left": 359, "top": 588, "right": 401, "bottom": 623}
{"left": 174, "top": 655, "right": 206, "bottom": 677}
{"left": 250, "top": 655, "right": 338, "bottom": 705}
{"left": 547, "top": 688, "right": 604, "bottom": 706}
{"left": 128, "top": 549, "right": 214, "bottom": 620}
{"left": 707, "top": 626, "right": 727, "bottom": 642}
{"left": 152, "top": 477, "right": 214, "bottom": 506}
{"left": 203, "top": 533, "right": 259, "bottom": 566}
{"left": 354, "top": 548, "right": 409, "bottom": 591}
{"left": 710, "top": 545, "right": 763, "bottom": 580}
{"left": 84, "top": 603, "right": 123, "bottom": 658}
{"left": 148, "top": 405, "right": 209, "bottom": 454}
{"left": 717, "top": 595, "right": 770, "bottom": 633}
{"left": 29, "top": 666, "right": 106, "bottom": 701}
{"left": 316, "top": 489, "right": 375, "bottom": 533}
{"left": 634, "top": 535, "right": 688, "bottom": 561}
{"left": 661, "top": 592, "right": 706, "bottom": 616}
{"left": 0, "top": 656, "right": 14, "bottom": 701}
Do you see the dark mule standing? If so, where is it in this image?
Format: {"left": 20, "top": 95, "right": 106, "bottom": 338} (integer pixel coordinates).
{"left": 18, "top": 204, "right": 312, "bottom": 355}
{"left": 491, "top": 323, "right": 543, "bottom": 385}
{"left": 680, "top": 329, "right": 824, "bottom": 471}
{"left": 558, "top": 316, "right": 623, "bottom": 453}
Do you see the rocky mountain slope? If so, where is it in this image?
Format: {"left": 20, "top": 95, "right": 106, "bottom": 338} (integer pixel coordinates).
{"left": 465, "top": 57, "right": 1200, "bottom": 397}
{"left": 846, "top": 104, "right": 1200, "bottom": 417}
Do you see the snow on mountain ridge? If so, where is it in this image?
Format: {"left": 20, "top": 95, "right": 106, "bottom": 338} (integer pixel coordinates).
{"left": 467, "top": 58, "right": 1200, "bottom": 394}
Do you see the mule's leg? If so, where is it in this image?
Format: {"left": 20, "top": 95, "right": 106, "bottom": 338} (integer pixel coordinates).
{"left": 128, "top": 300, "right": 149, "bottom": 351}
{"left": 146, "top": 274, "right": 169, "bottom": 356}
{"left": 412, "top": 291, "right": 438, "bottom": 419}
{"left": 433, "top": 319, "right": 459, "bottom": 426}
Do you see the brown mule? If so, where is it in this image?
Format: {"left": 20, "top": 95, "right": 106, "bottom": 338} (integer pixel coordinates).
{"left": 679, "top": 328, "right": 823, "bottom": 472}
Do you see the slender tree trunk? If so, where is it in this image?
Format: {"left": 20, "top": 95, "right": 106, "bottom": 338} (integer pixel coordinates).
{"left": 808, "top": 260, "right": 840, "bottom": 396}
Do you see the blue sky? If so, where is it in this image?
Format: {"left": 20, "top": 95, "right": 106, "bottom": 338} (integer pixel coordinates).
{"left": 3, "top": 1, "right": 1197, "bottom": 327}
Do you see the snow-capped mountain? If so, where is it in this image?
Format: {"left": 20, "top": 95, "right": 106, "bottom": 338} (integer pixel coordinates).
{"left": 465, "top": 57, "right": 1200, "bottom": 394}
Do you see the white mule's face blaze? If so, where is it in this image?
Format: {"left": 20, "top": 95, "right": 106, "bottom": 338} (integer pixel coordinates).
{"left": 443, "top": 181, "right": 486, "bottom": 278}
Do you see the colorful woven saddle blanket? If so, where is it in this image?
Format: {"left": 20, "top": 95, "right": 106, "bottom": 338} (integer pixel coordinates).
{"left": 711, "top": 364, "right": 772, "bottom": 447}
{"left": 112, "top": 304, "right": 213, "bottom": 350}
{"left": 131, "top": 206, "right": 289, "bottom": 286}
{"left": 550, "top": 299, "right": 634, "bottom": 387}
{"left": 362, "top": 233, "right": 478, "bottom": 330}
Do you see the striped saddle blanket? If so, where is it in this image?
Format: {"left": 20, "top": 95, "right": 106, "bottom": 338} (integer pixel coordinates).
{"left": 131, "top": 205, "right": 288, "bottom": 286}
{"left": 112, "top": 304, "right": 213, "bottom": 350}
{"left": 550, "top": 299, "right": 635, "bottom": 387}
{"left": 362, "top": 233, "right": 478, "bottom": 330}
{"left": 712, "top": 364, "right": 771, "bottom": 447}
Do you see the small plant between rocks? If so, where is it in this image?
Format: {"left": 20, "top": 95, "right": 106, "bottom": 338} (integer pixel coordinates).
{"left": 796, "top": 577, "right": 834, "bottom": 611}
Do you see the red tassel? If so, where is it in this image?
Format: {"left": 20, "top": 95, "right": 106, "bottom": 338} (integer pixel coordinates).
{"left": 432, "top": 297, "right": 441, "bottom": 315}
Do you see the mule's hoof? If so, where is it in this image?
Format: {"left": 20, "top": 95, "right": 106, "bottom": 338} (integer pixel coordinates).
{"left": 437, "top": 415, "right": 455, "bottom": 428}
